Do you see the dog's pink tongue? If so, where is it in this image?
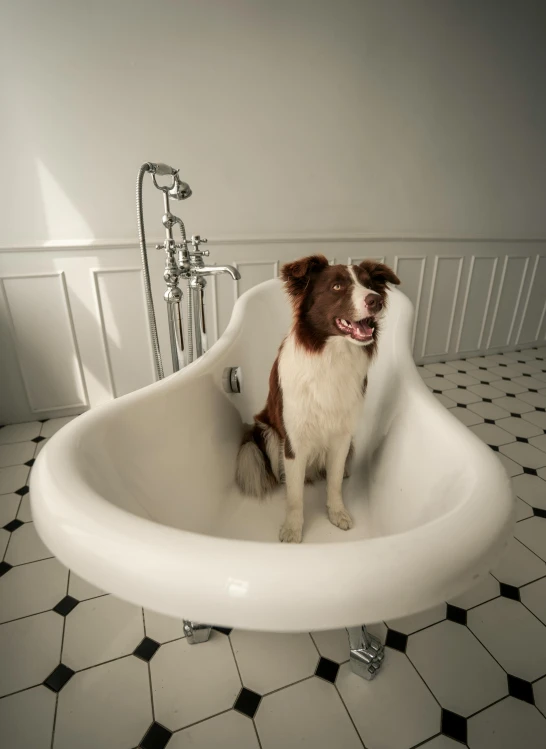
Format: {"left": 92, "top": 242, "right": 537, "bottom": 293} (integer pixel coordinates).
{"left": 353, "top": 320, "right": 373, "bottom": 339}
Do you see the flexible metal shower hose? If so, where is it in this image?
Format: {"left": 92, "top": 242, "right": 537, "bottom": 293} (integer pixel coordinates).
{"left": 136, "top": 164, "right": 164, "bottom": 380}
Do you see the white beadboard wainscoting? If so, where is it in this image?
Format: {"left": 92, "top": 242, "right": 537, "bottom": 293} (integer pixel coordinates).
{"left": 1, "top": 238, "right": 545, "bottom": 424}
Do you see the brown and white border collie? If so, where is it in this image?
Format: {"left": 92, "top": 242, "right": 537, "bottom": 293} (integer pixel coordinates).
{"left": 235, "top": 254, "right": 400, "bottom": 543}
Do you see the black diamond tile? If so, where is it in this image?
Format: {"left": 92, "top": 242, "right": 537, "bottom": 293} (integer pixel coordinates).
{"left": 507, "top": 674, "right": 535, "bottom": 704}
{"left": 44, "top": 663, "right": 75, "bottom": 692}
{"left": 484, "top": 419, "right": 495, "bottom": 424}
{"left": 534, "top": 508, "right": 546, "bottom": 519}
{"left": 446, "top": 604, "right": 467, "bottom": 625}
{"left": 457, "top": 385, "right": 467, "bottom": 389}
{"left": 529, "top": 388, "right": 539, "bottom": 393}
{"left": 24, "top": 458, "right": 35, "bottom": 467}
{"left": 385, "top": 628, "right": 408, "bottom": 653}
{"left": 315, "top": 656, "right": 340, "bottom": 683}
{"left": 523, "top": 467, "right": 537, "bottom": 476}
{"left": 456, "top": 403, "right": 467, "bottom": 409}
{"left": 432, "top": 389, "right": 442, "bottom": 394}
{"left": 516, "top": 437, "right": 529, "bottom": 443}
{"left": 480, "top": 381, "right": 490, "bottom": 385}
{"left": 437, "top": 374, "right": 445, "bottom": 378}
{"left": 522, "top": 373, "right": 531, "bottom": 378}
{"left": 537, "top": 407, "right": 545, "bottom": 412}
{"left": 3, "top": 518, "right": 24, "bottom": 532}
{"left": 133, "top": 636, "right": 161, "bottom": 662}
{"left": 234, "top": 687, "right": 262, "bottom": 718}
{"left": 483, "top": 398, "right": 492, "bottom": 403}
{"left": 506, "top": 393, "right": 516, "bottom": 398}
{"left": 14, "top": 485, "right": 29, "bottom": 496}
{"left": 32, "top": 435, "right": 46, "bottom": 443}
{"left": 510, "top": 413, "right": 522, "bottom": 418}
{"left": 441, "top": 709, "right": 467, "bottom": 743}
{"left": 140, "top": 721, "right": 173, "bottom": 749}
{"left": 38, "top": 419, "right": 49, "bottom": 423}
{"left": 502, "top": 377, "right": 511, "bottom": 381}
{"left": 489, "top": 445, "right": 500, "bottom": 452}
{"left": 457, "top": 370, "right": 466, "bottom": 374}
{"left": 479, "top": 366, "right": 487, "bottom": 370}
{"left": 213, "top": 626, "right": 232, "bottom": 636}
{"left": 0, "top": 561, "right": 12, "bottom": 577}
{"left": 53, "top": 595, "right": 79, "bottom": 617}
{"left": 499, "top": 363, "right": 508, "bottom": 367}
{"left": 500, "top": 582, "right": 520, "bottom": 601}
{"left": 518, "top": 360, "right": 526, "bottom": 363}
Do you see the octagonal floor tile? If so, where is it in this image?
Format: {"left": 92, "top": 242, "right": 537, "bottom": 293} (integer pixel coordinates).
{"left": 515, "top": 518, "right": 546, "bottom": 561}
{"left": 54, "top": 656, "right": 152, "bottom": 749}
{"left": 512, "top": 474, "right": 546, "bottom": 510}
{"left": 169, "top": 710, "right": 259, "bottom": 749}
{"left": 495, "top": 416, "right": 543, "bottom": 439}
{"left": 0, "top": 465, "right": 29, "bottom": 495}
{"left": 0, "top": 611, "right": 63, "bottom": 696}
{"left": 310, "top": 628, "right": 349, "bottom": 664}
{"left": 386, "top": 603, "right": 446, "bottom": 635}
{"left": 231, "top": 630, "right": 319, "bottom": 694}
{"left": 520, "top": 577, "right": 546, "bottom": 625}
{"left": 4, "top": 522, "right": 53, "bottom": 566}
{"left": 0, "top": 685, "right": 56, "bottom": 749}
{"left": 470, "top": 423, "right": 515, "bottom": 447}
{"left": 0, "top": 557, "right": 68, "bottom": 623}
{"left": 492, "top": 396, "right": 534, "bottom": 414}
{"left": 467, "top": 697, "right": 546, "bottom": 749}
{"left": 491, "top": 536, "right": 546, "bottom": 587}
{"left": 151, "top": 632, "right": 240, "bottom": 730}
{"left": 62, "top": 595, "right": 144, "bottom": 670}
{"left": 337, "top": 651, "right": 440, "bottom": 749}
{"left": 256, "top": 676, "right": 361, "bottom": 749}
{"left": 468, "top": 597, "right": 546, "bottom": 681}
{"left": 407, "top": 620, "right": 507, "bottom": 716}
{"left": 447, "top": 574, "right": 500, "bottom": 610}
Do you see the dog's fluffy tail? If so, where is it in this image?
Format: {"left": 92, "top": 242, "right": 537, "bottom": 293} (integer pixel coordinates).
{"left": 236, "top": 423, "right": 279, "bottom": 498}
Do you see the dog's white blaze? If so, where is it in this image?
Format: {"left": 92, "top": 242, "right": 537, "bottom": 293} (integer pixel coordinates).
{"left": 347, "top": 265, "right": 379, "bottom": 320}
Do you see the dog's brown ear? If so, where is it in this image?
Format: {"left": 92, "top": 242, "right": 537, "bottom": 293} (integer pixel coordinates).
{"left": 281, "top": 255, "right": 329, "bottom": 298}
{"left": 359, "top": 260, "right": 400, "bottom": 286}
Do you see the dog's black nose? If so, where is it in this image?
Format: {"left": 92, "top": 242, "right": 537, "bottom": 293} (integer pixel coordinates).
{"left": 365, "top": 294, "right": 382, "bottom": 312}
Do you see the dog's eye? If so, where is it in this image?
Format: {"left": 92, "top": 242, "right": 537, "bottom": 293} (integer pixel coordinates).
{"left": 332, "top": 283, "right": 342, "bottom": 291}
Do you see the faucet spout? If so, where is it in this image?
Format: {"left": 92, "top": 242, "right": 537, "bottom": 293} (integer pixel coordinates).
{"left": 195, "top": 265, "right": 241, "bottom": 281}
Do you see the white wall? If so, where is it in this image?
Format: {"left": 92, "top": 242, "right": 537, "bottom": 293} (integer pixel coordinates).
{"left": 1, "top": 0, "right": 546, "bottom": 423}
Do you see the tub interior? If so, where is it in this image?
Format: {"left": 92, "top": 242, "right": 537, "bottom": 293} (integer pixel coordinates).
{"left": 72, "top": 282, "right": 484, "bottom": 544}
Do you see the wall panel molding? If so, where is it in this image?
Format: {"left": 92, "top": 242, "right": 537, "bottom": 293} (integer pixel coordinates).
{"left": 1, "top": 238, "right": 545, "bottom": 422}
{"left": 92, "top": 267, "right": 156, "bottom": 399}
{"left": 421, "top": 256, "right": 464, "bottom": 358}
{"left": 486, "top": 256, "right": 530, "bottom": 349}
{"left": 2, "top": 235, "right": 546, "bottom": 253}
{"left": 455, "top": 256, "right": 498, "bottom": 354}
{"left": 0, "top": 271, "right": 88, "bottom": 413}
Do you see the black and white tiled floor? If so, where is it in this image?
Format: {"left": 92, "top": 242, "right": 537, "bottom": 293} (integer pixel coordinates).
{"left": 1, "top": 348, "right": 546, "bottom": 749}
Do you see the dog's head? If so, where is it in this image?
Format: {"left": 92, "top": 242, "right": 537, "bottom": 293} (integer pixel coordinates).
{"left": 281, "top": 255, "right": 400, "bottom": 352}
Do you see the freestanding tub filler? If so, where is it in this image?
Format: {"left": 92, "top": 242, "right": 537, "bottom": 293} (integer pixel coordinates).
{"left": 30, "top": 278, "right": 514, "bottom": 679}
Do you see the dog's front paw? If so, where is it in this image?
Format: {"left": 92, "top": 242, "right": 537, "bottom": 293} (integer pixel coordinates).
{"left": 328, "top": 507, "right": 353, "bottom": 531}
{"left": 279, "top": 523, "right": 303, "bottom": 543}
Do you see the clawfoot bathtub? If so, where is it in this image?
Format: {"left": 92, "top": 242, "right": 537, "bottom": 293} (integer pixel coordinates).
{"left": 31, "top": 280, "right": 514, "bottom": 638}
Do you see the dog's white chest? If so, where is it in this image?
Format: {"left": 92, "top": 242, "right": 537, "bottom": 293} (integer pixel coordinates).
{"left": 279, "top": 335, "right": 369, "bottom": 442}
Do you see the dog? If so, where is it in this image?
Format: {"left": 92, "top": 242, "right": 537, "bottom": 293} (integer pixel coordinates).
{"left": 235, "top": 254, "right": 400, "bottom": 542}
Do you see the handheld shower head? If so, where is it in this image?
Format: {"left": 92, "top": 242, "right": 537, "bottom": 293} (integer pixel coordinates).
{"left": 169, "top": 176, "right": 192, "bottom": 201}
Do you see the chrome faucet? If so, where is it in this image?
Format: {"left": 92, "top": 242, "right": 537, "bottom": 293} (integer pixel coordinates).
{"left": 136, "top": 162, "right": 240, "bottom": 376}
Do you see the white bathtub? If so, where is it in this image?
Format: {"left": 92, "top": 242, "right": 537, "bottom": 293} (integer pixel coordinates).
{"left": 31, "top": 279, "right": 514, "bottom": 632}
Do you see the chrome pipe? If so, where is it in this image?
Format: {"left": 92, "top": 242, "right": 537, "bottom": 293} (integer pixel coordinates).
{"left": 136, "top": 163, "right": 164, "bottom": 381}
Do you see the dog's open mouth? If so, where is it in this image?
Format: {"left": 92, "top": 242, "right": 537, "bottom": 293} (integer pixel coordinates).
{"left": 335, "top": 317, "right": 375, "bottom": 341}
